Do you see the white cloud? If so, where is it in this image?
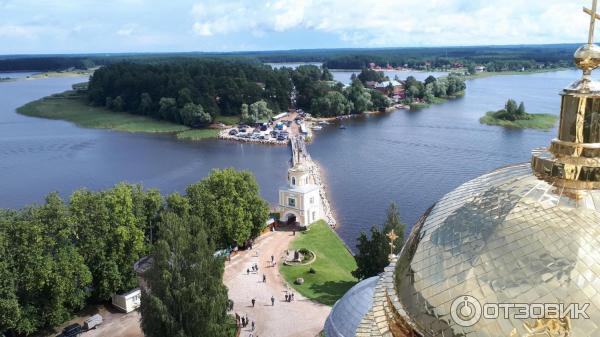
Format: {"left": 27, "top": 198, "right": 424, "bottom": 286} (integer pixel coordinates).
{"left": 190, "top": 0, "right": 591, "bottom": 46}
{"left": 117, "top": 24, "right": 138, "bottom": 36}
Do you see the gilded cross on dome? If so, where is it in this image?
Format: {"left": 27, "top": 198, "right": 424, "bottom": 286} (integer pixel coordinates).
{"left": 584, "top": 0, "right": 600, "bottom": 45}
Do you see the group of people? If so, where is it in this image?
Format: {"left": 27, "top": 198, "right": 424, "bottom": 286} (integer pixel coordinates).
{"left": 235, "top": 313, "right": 255, "bottom": 330}
{"left": 247, "top": 263, "right": 259, "bottom": 275}
{"left": 284, "top": 292, "right": 295, "bottom": 302}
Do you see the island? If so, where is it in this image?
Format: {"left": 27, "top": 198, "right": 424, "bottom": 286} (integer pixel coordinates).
{"left": 18, "top": 60, "right": 462, "bottom": 143}
{"left": 479, "top": 99, "right": 557, "bottom": 130}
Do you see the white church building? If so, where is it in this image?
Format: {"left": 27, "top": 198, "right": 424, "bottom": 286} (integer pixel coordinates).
{"left": 278, "top": 162, "right": 323, "bottom": 227}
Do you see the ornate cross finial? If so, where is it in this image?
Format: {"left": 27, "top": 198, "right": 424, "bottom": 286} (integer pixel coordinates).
{"left": 584, "top": 0, "right": 600, "bottom": 45}
{"left": 386, "top": 229, "right": 399, "bottom": 258}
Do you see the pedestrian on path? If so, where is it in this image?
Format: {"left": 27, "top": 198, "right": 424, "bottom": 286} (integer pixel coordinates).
{"left": 271, "top": 255, "right": 274, "bottom": 263}
{"left": 271, "top": 296, "right": 275, "bottom": 306}
{"left": 241, "top": 316, "right": 246, "bottom": 327}
{"left": 247, "top": 268, "right": 250, "bottom": 275}
{"left": 285, "top": 294, "right": 289, "bottom": 302}
{"left": 252, "top": 321, "right": 255, "bottom": 331}
{"left": 252, "top": 298, "right": 256, "bottom": 307}
{"left": 263, "top": 274, "right": 266, "bottom": 283}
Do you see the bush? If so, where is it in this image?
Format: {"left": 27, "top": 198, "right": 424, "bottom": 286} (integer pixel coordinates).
{"left": 309, "top": 267, "right": 316, "bottom": 274}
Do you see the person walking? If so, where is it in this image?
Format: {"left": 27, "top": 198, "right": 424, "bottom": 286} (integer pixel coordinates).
{"left": 291, "top": 293, "right": 294, "bottom": 301}
{"left": 285, "top": 294, "right": 289, "bottom": 302}
{"left": 271, "top": 296, "right": 275, "bottom": 306}
{"left": 263, "top": 274, "right": 266, "bottom": 283}
{"left": 252, "top": 321, "right": 255, "bottom": 331}
{"left": 241, "top": 316, "right": 246, "bottom": 327}
{"left": 271, "top": 255, "right": 274, "bottom": 263}
{"left": 247, "top": 268, "right": 250, "bottom": 275}
{"left": 251, "top": 298, "right": 256, "bottom": 307}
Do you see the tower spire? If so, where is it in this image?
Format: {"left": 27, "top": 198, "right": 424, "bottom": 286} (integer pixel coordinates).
{"left": 531, "top": 0, "right": 600, "bottom": 190}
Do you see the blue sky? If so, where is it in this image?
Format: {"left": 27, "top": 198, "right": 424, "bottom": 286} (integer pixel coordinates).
{"left": 0, "top": 0, "right": 593, "bottom": 54}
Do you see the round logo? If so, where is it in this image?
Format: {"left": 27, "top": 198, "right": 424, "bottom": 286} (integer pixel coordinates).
{"left": 450, "top": 295, "right": 482, "bottom": 327}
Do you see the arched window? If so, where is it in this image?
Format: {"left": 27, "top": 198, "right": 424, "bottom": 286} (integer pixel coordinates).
{"left": 291, "top": 177, "right": 296, "bottom": 185}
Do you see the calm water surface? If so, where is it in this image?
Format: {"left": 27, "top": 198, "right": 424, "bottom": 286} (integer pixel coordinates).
{"left": 0, "top": 76, "right": 290, "bottom": 209}
{"left": 0, "top": 70, "right": 578, "bottom": 249}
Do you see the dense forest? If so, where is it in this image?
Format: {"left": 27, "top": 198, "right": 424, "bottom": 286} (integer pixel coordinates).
{"left": 87, "top": 61, "right": 401, "bottom": 124}
{"left": 0, "top": 44, "right": 576, "bottom": 72}
{"left": 0, "top": 169, "right": 268, "bottom": 337}
{"left": 87, "top": 60, "right": 293, "bottom": 126}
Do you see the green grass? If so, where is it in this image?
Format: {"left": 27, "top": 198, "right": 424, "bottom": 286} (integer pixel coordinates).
{"left": 214, "top": 114, "right": 240, "bottom": 125}
{"left": 18, "top": 91, "right": 189, "bottom": 133}
{"left": 479, "top": 111, "right": 558, "bottom": 130}
{"left": 279, "top": 220, "right": 357, "bottom": 306}
{"left": 176, "top": 129, "right": 221, "bottom": 140}
{"left": 460, "top": 68, "right": 569, "bottom": 80}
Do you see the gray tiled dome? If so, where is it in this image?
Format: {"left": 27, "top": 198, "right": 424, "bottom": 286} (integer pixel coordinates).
{"left": 324, "top": 276, "right": 379, "bottom": 337}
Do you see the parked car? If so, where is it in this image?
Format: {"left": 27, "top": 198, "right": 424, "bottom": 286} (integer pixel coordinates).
{"left": 286, "top": 121, "right": 292, "bottom": 127}
{"left": 59, "top": 323, "right": 83, "bottom": 337}
{"left": 84, "top": 314, "right": 103, "bottom": 330}
{"left": 229, "top": 129, "right": 238, "bottom": 135}
{"left": 239, "top": 127, "right": 247, "bottom": 133}
{"left": 259, "top": 124, "right": 268, "bottom": 131}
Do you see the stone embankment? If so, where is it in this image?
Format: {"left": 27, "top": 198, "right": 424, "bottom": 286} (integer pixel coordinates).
{"left": 290, "top": 136, "right": 338, "bottom": 228}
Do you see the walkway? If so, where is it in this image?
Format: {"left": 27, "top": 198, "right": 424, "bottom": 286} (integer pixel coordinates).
{"left": 224, "top": 230, "right": 331, "bottom": 337}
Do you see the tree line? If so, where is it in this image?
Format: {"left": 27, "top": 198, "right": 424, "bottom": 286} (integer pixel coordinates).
{"left": 0, "top": 168, "right": 268, "bottom": 337}
{"left": 87, "top": 60, "right": 293, "bottom": 127}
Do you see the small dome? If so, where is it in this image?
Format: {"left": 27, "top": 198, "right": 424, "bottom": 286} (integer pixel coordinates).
{"left": 395, "top": 164, "right": 600, "bottom": 336}
{"left": 324, "top": 276, "right": 379, "bottom": 337}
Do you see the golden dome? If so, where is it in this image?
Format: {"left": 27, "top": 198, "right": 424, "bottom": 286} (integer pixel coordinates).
{"left": 574, "top": 43, "right": 600, "bottom": 74}
{"left": 394, "top": 163, "right": 600, "bottom": 336}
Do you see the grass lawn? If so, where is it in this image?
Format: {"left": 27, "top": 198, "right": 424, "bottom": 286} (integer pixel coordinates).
{"left": 214, "top": 114, "right": 240, "bottom": 125}
{"left": 280, "top": 220, "right": 357, "bottom": 306}
{"left": 176, "top": 129, "right": 221, "bottom": 140}
{"left": 18, "top": 91, "right": 189, "bottom": 133}
{"left": 479, "top": 112, "right": 557, "bottom": 130}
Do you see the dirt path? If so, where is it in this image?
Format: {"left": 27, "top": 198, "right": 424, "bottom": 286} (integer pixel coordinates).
{"left": 224, "top": 230, "right": 330, "bottom": 337}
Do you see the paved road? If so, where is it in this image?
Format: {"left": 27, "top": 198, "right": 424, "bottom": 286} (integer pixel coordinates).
{"left": 224, "top": 230, "right": 331, "bottom": 337}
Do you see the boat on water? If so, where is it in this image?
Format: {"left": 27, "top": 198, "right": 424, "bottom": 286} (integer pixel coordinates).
{"left": 339, "top": 125, "right": 346, "bottom": 129}
{"left": 312, "top": 125, "right": 323, "bottom": 130}
{"left": 318, "top": 121, "right": 330, "bottom": 125}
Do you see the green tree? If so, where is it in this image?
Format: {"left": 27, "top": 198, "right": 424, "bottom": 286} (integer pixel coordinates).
{"left": 352, "top": 203, "right": 405, "bottom": 279}
{"left": 505, "top": 99, "right": 518, "bottom": 115}
{"left": 357, "top": 68, "right": 385, "bottom": 84}
{"left": 70, "top": 184, "right": 148, "bottom": 300}
{"left": 310, "top": 91, "right": 353, "bottom": 117}
{"left": 321, "top": 67, "right": 334, "bottom": 81}
{"left": 345, "top": 80, "right": 372, "bottom": 114}
{"left": 424, "top": 75, "right": 437, "bottom": 86}
{"left": 140, "top": 212, "right": 229, "bottom": 337}
{"left": 112, "top": 96, "right": 124, "bottom": 111}
{"left": 139, "top": 92, "right": 153, "bottom": 115}
{"left": 517, "top": 101, "right": 526, "bottom": 115}
{"left": 186, "top": 169, "right": 269, "bottom": 248}
{"left": 240, "top": 103, "right": 251, "bottom": 124}
{"left": 1, "top": 194, "right": 92, "bottom": 335}
{"left": 159, "top": 97, "right": 178, "bottom": 121}
{"left": 369, "top": 89, "right": 391, "bottom": 110}
{"left": 179, "top": 103, "right": 212, "bottom": 127}
{"left": 249, "top": 100, "right": 273, "bottom": 122}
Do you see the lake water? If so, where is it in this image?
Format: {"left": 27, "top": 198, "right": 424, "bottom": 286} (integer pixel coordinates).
{"left": 0, "top": 69, "right": 578, "bottom": 249}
